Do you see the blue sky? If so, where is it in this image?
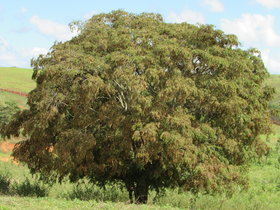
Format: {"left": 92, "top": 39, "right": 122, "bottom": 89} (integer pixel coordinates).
{"left": 0, "top": 0, "right": 280, "bottom": 73}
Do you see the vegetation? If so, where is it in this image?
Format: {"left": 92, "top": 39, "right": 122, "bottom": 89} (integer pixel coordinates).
{"left": 266, "top": 75, "right": 280, "bottom": 123}
{"left": 0, "top": 124, "right": 280, "bottom": 209}
{"left": 0, "top": 67, "right": 35, "bottom": 93}
{"left": 0, "top": 66, "right": 278, "bottom": 112}
{"left": 0, "top": 67, "right": 34, "bottom": 109}
{"left": 0, "top": 172, "right": 11, "bottom": 194}
{"left": 2, "top": 10, "right": 274, "bottom": 204}
{"left": 0, "top": 101, "right": 20, "bottom": 138}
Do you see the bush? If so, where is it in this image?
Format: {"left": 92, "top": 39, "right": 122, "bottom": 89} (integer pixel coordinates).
{"left": 0, "top": 172, "right": 11, "bottom": 194}
{"left": 12, "top": 178, "right": 49, "bottom": 197}
{"left": 65, "top": 182, "right": 128, "bottom": 202}
{"left": 0, "top": 101, "right": 20, "bottom": 138}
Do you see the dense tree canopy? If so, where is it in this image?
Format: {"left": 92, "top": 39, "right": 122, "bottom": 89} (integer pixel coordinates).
{"left": 3, "top": 10, "right": 274, "bottom": 203}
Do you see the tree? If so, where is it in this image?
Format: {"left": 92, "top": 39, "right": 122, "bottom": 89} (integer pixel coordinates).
{"left": 0, "top": 101, "right": 20, "bottom": 138}
{"left": 2, "top": 10, "right": 274, "bottom": 203}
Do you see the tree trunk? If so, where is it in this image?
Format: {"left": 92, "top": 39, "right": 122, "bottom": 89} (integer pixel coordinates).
{"left": 134, "top": 180, "right": 149, "bottom": 204}
{"left": 125, "top": 181, "right": 134, "bottom": 204}
{"left": 128, "top": 189, "right": 133, "bottom": 204}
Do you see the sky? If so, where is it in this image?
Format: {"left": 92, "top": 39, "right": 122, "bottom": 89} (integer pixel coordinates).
{"left": 0, "top": 0, "right": 280, "bottom": 74}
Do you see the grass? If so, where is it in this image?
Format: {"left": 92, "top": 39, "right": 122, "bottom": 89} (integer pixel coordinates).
{"left": 0, "top": 91, "right": 27, "bottom": 108}
{"left": 0, "top": 67, "right": 35, "bottom": 93}
{"left": 0, "top": 67, "right": 34, "bottom": 107}
{"left": 0, "top": 197, "right": 179, "bottom": 210}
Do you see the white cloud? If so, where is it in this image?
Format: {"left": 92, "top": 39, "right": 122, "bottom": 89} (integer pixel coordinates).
{"left": 0, "top": 53, "right": 23, "bottom": 67}
{"left": 203, "top": 0, "right": 224, "bottom": 12}
{"left": 0, "top": 39, "right": 25, "bottom": 67}
{"left": 220, "top": 14, "right": 280, "bottom": 74}
{"left": 20, "top": 7, "right": 28, "bottom": 14}
{"left": 31, "top": 47, "right": 48, "bottom": 56}
{"left": 30, "top": 16, "right": 78, "bottom": 41}
{"left": 220, "top": 14, "right": 280, "bottom": 47}
{"left": 0, "top": 37, "right": 9, "bottom": 51}
{"left": 0, "top": 36, "right": 49, "bottom": 68}
{"left": 21, "top": 47, "right": 49, "bottom": 58}
{"left": 261, "top": 49, "right": 280, "bottom": 74}
{"left": 83, "top": 11, "right": 97, "bottom": 20}
{"left": 167, "top": 9, "right": 205, "bottom": 24}
{"left": 0, "top": 38, "right": 19, "bottom": 67}
{"left": 255, "top": 0, "right": 280, "bottom": 9}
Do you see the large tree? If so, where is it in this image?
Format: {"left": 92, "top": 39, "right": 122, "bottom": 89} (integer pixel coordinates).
{"left": 3, "top": 11, "right": 274, "bottom": 203}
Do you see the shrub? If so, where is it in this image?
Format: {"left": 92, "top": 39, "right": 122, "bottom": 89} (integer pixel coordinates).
{"left": 65, "top": 182, "right": 128, "bottom": 202}
{"left": 0, "top": 101, "right": 20, "bottom": 138}
{"left": 0, "top": 172, "right": 11, "bottom": 195}
{"left": 12, "top": 178, "right": 49, "bottom": 197}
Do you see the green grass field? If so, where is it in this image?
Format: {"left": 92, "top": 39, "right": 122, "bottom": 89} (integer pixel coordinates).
{"left": 0, "top": 67, "right": 35, "bottom": 93}
{"left": 0, "top": 67, "right": 35, "bottom": 107}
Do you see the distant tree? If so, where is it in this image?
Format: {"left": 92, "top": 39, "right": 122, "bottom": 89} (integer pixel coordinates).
{"left": 0, "top": 101, "right": 20, "bottom": 138}
{"left": 2, "top": 11, "right": 274, "bottom": 203}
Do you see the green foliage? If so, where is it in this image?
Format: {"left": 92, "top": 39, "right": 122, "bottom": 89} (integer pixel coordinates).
{"left": 0, "top": 169, "right": 48, "bottom": 198}
{"left": 0, "top": 101, "right": 19, "bottom": 123}
{"left": 0, "top": 172, "right": 11, "bottom": 195}
{"left": 265, "top": 75, "right": 280, "bottom": 124}
{"left": 65, "top": 181, "right": 128, "bottom": 202}
{"left": 0, "top": 91, "right": 27, "bottom": 109}
{"left": 3, "top": 10, "right": 274, "bottom": 203}
{"left": 266, "top": 75, "right": 280, "bottom": 108}
{"left": 0, "top": 101, "right": 20, "bottom": 138}
{"left": 11, "top": 178, "right": 49, "bottom": 197}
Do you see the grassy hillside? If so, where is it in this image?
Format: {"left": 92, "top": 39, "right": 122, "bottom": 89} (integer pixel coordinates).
{"left": 266, "top": 74, "right": 280, "bottom": 109}
{"left": 0, "top": 67, "right": 35, "bottom": 107}
{"left": 0, "top": 67, "right": 35, "bottom": 93}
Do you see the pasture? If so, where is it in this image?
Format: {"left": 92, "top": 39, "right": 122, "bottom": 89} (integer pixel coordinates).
{"left": 0, "top": 67, "right": 34, "bottom": 107}
{"left": 0, "top": 67, "right": 35, "bottom": 93}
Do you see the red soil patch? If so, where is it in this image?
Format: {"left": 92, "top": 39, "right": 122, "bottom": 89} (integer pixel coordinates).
{"left": 0, "top": 142, "right": 18, "bottom": 165}
{"left": 0, "top": 88, "right": 28, "bottom": 97}
{"left": 0, "top": 157, "right": 12, "bottom": 162}
{"left": 0, "top": 156, "right": 19, "bottom": 165}
{"left": 0, "top": 142, "right": 15, "bottom": 153}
